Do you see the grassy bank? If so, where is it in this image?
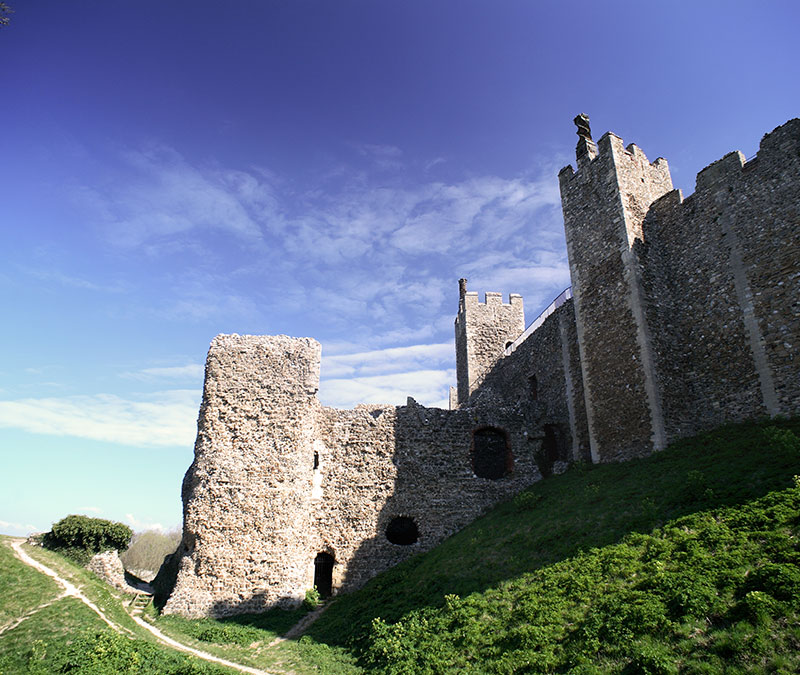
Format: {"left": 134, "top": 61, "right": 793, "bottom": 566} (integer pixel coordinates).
{"left": 303, "top": 418, "right": 800, "bottom": 673}
{"left": 0, "top": 537, "right": 230, "bottom": 674}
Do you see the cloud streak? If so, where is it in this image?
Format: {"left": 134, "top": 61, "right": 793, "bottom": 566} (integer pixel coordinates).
{"left": 320, "top": 369, "right": 454, "bottom": 410}
{"left": 123, "top": 364, "right": 205, "bottom": 382}
{"left": 0, "top": 390, "right": 199, "bottom": 447}
{"left": 75, "top": 140, "right": 570, "bottom": 369}
{"left": 0, "top": 519, "right": 40, "bottom": 535}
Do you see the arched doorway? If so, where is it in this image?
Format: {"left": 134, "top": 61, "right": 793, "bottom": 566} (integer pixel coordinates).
{"left": 313, "top": 552, "right": 335, "bottom": 597}
{"left": 536, "top": 424, "right": 563, "bottom": 478}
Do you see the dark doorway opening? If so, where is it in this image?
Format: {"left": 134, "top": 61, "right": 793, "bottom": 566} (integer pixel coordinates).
{"left": 386, "top": 517, "right": 419, "bottom": 545}
{"left": 471, "top": 427, "right": 512, "bottom": 479}
{"left": 536, "top": 424, "right": 563, "bottom": 478}
{"left": 313, "top": 552, "right": 335, "bottom": 597}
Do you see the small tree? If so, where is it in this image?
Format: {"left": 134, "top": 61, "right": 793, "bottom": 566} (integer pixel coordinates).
{"left": 120, "top": 528, "right": 181, "bottom": 574}
{"left": 0, "top": 3, "right": 13, "bottom": 28}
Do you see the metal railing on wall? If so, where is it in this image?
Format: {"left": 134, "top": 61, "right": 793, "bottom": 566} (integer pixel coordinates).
{"left": 504, "top": 286, "right": 572, "bottom": 356}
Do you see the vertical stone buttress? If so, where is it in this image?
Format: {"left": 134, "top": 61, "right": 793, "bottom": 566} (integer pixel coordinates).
{"left": 165, "top": 335, "right": 322, "bottom": 617}
{"left": 559, "top": 117, "right": 673, "bottom": 462}
{"left": 455, "top": 278, "right": 525, "bottom": 405}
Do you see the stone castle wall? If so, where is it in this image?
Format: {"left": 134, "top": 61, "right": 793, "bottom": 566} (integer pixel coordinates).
{"left": 468, "top": 299, "right": 591, "bottom": 465}
{"left": 166, "top": 118, "right": 799, "bottom": 617}
{"left": 455, "top": 289, "right": 524, "bottom": 404}
{"left": 165, "top": 335, "right": 543, "bottom": 618}
{"left": 640, "top": 119, "right": 800, "bottom": 440}
{"left": 558, "top": 117, "right": 799, "bottom": 462}
{"left": 559, "top": 133, "right": 674, "bottom": 462}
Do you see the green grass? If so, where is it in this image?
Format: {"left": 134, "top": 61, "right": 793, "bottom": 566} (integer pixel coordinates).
{"left": 299, "top": 417, "right": 800, "bottom": 672}
{"left": 0, "top": 540, "right": 61, "bottom": 626}
{"left": 0, "top": 537, "right": 231, "bottom": 674}
{"left": 154, "top": 610, "right": 361, "bottom": 674}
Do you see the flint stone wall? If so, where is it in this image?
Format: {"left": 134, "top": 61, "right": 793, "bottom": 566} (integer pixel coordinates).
{"left": 559, "top": 118, "right": 800, "bottom": 462}
{"left": 455, "top": 292, "right": 525, "bottom": 404}
{"left": 166, "top": 118, "right": 800, "bottom": 619}
{"left": 164, "top": 335, "right": 543, "bottom": 618}
{"left": 469, "top": 299, "right": 591, "bottom": 465}
{"left": 87, "top": 550, "right": 132, "bottom": 594}
{"left": 640, "top": 119, "right": 800, "bottom": 439}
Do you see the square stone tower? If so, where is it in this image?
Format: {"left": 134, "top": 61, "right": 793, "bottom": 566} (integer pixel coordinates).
{"left": 454, "top": 278, "right": 525, "bottom": 406}
{"left": 559, "top": 115, "right": 673, "bottom": 462}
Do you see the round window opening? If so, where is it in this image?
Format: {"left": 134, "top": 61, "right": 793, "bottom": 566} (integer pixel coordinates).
{"left": 386, "top": 516, "right": 419, "bottom": 546}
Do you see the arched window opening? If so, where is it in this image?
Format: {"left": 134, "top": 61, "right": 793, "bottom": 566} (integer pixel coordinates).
{"left": 505, "top": 341, "right": 513, "bottom": 350}
{"left": 386, "top": 517, "right": 419, "bottom": 546}
{"left": 471, "top": 427, "right": 512, "bottom": 480}
{"left": 313, "top": 451, "right": 319, "bottom": 470}
{"left": 529, "top": 374, "right": 538, "bottom": 401}
{"left": 313, "top": 552, "right": 335, "bottom": 597}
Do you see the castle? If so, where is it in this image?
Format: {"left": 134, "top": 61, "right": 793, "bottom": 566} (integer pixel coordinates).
{"left": 164, "top": 117, "right": 800, "bottom": 618}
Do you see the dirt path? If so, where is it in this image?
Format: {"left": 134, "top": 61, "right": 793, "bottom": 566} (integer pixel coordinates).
{"left": 7, "top": 540, "right": 279, "bottom": 675}
{"left": 267, "top": 602, "right": 330, "bottom": 648}
{"left": 10, "top": 540, "right": 118, "bottom": 632}
{"left": 0, "top": 592, "right": 67, "bottom": 637}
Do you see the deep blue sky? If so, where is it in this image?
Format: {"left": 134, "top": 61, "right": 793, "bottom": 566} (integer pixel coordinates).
{"left": 2, "top": 1, "right": 799, "bottom": 535}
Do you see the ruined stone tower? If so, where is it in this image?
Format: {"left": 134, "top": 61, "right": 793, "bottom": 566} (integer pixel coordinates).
{"left": 559, "top": 115, "right": 673, "bottom": 462}
{"left": 454, "top": 278, "right": 524, "bottom": 406}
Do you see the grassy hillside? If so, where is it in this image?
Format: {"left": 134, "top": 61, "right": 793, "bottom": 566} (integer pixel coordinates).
{"left": 300, "top": 418, "right": 800, "bottom": 673}
{"left": 0, "top": 537, "right": 231, "bottom": 674}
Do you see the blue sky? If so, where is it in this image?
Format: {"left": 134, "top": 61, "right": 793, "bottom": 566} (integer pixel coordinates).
{"left": 2, "top": 1, "right": 799, "bottom": 536}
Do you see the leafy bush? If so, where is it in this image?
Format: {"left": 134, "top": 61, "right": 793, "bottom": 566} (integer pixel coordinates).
{"left": 45, "top": 630, "right": 224, "bottom": 674}
{"left": 42, "top": 515, "right": 132, "bottom": 564}
{"left": 304, "top": 586, "right": 322, "bottom": 610}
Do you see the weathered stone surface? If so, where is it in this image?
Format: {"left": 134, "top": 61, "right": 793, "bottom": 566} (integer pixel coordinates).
{"left": 87, "top": 550, "right": 132, "bottom": 594}
{"left": 455, "top": 285, "right": 524, "bottom": 405}
{"left": 165, "top": 335, "right": 542, "bottom": 617}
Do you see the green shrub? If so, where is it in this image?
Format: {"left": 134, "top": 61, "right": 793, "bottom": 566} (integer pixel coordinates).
{"left": 304, "top": 586, "right": 322, "bottom": 610}
{"left": 45, "top": 630, "right": 225, "bottom": 674}
{"left": 42, "top": 515, "right": 132, "bottom": 564}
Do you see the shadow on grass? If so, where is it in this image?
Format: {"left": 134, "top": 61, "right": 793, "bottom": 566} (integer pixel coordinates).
{"left": 303, "top": 417, "right": 800, "bottom": 654}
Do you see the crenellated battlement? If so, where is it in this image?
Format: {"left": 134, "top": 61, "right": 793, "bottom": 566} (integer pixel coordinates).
{"left": 461, "top": 291, "right": 524, "bottom": 309}
{"left": 560, "top": 114, "right": 800, "bottom": 462}
{"left": 559, "top": 129, "right": 670, "bottom": 187}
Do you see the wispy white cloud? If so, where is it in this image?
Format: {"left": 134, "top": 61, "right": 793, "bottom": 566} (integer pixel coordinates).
{"left": 74, "top": 140, "right": 569, "bottom": 349}
{"left": 123, "top": 364, "right": 204, "bottom": 382}
{"left": 125, "top": 513, "right": 166, "bottom": 533}
{"left": 0, "top": 519, "right": 41, "bottom": 535}
{"left": 17, "top": 265, "right": 128, "bottom": 293}
{"left": 0, "top": 390, "right": 199, "bottom": 447}
{"left": 319, "top": 369, "right": 454, "bottom": 410}
{"left": 322, "top": 342, "right": 452, "bottom": 378}
{"left": 78, "top": 144, "right": 273, "bottom": 251}
{"left": 77, "top": 506, "right": 103, "bottom": 514}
